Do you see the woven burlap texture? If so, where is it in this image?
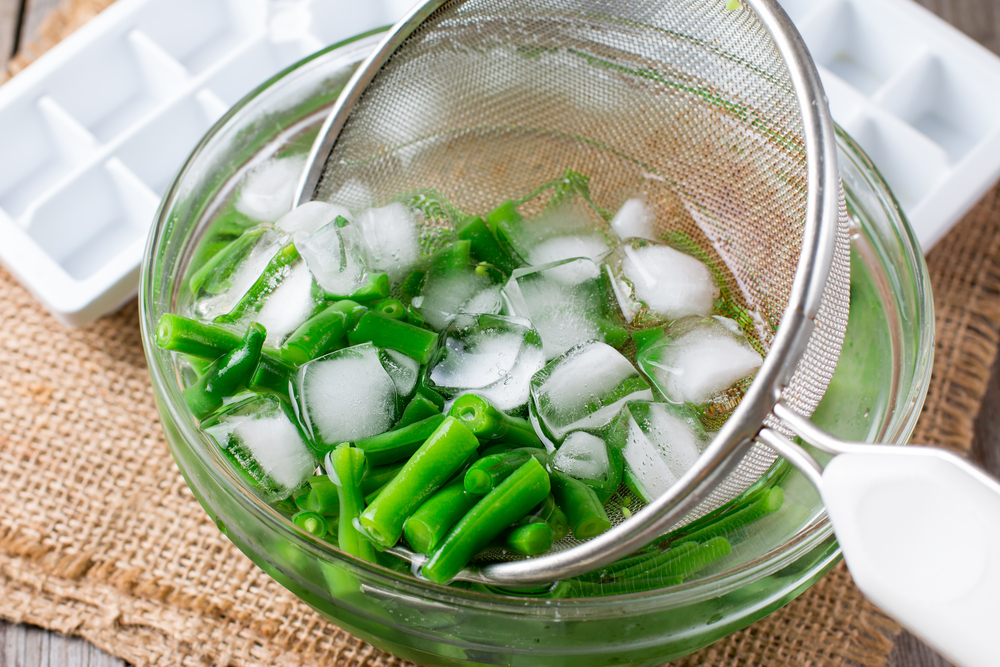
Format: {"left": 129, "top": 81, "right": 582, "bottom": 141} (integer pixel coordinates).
{"left": 3, "top": 1, "right": 1000, "bottom": 665}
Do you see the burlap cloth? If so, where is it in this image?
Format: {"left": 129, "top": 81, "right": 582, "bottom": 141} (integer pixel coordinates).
{"left": 2, "top": 2, "right": 999, "bottom": 665}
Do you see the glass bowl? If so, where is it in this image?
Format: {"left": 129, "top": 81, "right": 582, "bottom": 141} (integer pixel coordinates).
{"left": 139, "top": 30, "right": 934, "bottom": 667}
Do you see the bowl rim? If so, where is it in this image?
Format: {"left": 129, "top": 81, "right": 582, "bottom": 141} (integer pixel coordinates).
{"left": 139, "top": 29, "right": 935, "bottom": 616}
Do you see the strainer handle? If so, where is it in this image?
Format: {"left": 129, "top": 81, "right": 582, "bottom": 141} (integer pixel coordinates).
{"left": 822, "top": 445, "right": 1000, "bottom": 667}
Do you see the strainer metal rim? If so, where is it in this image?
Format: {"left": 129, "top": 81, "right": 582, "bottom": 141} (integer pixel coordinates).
{"left": 295, "top": 0, "right": 843, "bottom": 585}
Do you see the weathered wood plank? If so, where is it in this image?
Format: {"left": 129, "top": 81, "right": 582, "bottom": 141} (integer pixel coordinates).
{"left": 0, "top": 0, "right": 22, "bottom": 73}
{"left": 0, "top": 621, "right": 126, "bottom": 667}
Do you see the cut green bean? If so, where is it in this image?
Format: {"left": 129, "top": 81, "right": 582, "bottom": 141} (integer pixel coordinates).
{"left": 248, "top": 353, "right": 295, "bottom": 397}
{"left": 404, "top": 476, "right": 484, "bottom": 554}
{"left": 353, "top": 414, "right": 447, "bottom": 466}
{"left": 183, "top": 323, "right": 265, "bottom": 419}
{"left": 347, "top": 311, "right": 440, "bottom": 364}
{"left": 490, "top": 521, "right": 553, "bottom": 556}
{"left": 405, "top": 305, "right": 426, "bottom": 328}
{"left": 448, "top": 394, "right": 542, "bottom": 448}
{"left": 456, "top": 215, "right": 518, "bottom": 274}
{"left": 597, "top": 317, "right": 629, "bottom": 349}
{"left": 305, "top": 475, "right": 340, "bottom": 515}
{"left": 188, "top": 227, "right": 267, "bottom": 296}
{"left": 326, "top": 444, "right": 378, "bottom": 563}
{"left": 293, "top": 511, "right": 328, "bottom": 537}
{"left": 358, "top": 417, "right": 480, "bottom": 549}
{"left": 524, "top": 494, "right": 570, "bottom": 542}
{"left": 216, "top": 243, "right": 299, "bottom": 324}
{"left": 365, "top": 480, "right": 392, "bottom": 506}
{"left": 292, "top": 486, "right": 311, "bottom": 513}
{"left": 374, "top": 298, "right": 406, "bottom": 320}
{"left": 422, "top": 457, "right": 551, "bottom": 584}
{"left": 155, "top": 313, "right": 243, "bottom": 359}
{"left": 464, "top": 449, "right": 547, "bottom": 495}
{"left": 279, "top": 300, "right": 366, "bottom": 366}
{"left": 360, "top": 462, "right": 405, "bottom": 496}
{"left": 682, "top": 487, "right": 784, "bottom": 545}
{"left": 647, "top": 537, "right": 731, "bottom": 580}
{"left": 590, "top": 542, "right": 698, "bottom": 583}
{"left": 398, "top": 270, "right": 426, "bottom": 304}
{"left": 427, "top": 239, "right": 472, "bottom": 274}
{"left": 570, "top": 574, "right": 684, "bottom": 597}
{"left": 396, "top": 392, "right": 443, "bottom": 429}
{"left": 550, "top": 471, "right": 611, "bottom": 540}
{"left": 630, "top": 327, "right": 665, "bottom": 353}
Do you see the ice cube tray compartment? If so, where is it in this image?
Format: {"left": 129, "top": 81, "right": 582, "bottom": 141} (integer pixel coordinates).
{"left": 2, "top": 0, "right": 999, "bottom": 325}
{"left": 783, "top": 0, "right": 1000, "bottom": 248}
{"left": 0, "top": 0, "right": 407, "bottom": 326}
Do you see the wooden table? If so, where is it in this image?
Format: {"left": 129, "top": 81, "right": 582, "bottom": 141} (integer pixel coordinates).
{"left": 1, "top": 0, "right": 998, "bottom": 665}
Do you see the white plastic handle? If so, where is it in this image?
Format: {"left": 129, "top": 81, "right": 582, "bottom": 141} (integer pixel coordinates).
{"left": 821, "top": 446, "right": 1000, "bottom": 667}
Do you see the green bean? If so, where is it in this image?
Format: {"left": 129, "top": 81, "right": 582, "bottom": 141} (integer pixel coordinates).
{"left": 305, "top": 475, "right": 340, "bottom": 515}
{"left": 347, "top": 311, "right": 440, "bottom": 364}
{"left": 358, "top": 417, "right": 480, "bottom": 549}
{"left": 427, "top": 239, "right": 472, "bottom": 274}
{"left": 292, "top": 486, "right": 311, "bottom": 513}
{"left": 188, "top": 227, "right": 267, "bottom": 295}
{"left": 183, "top": 323, "right": 265, "bottom": 419}
{"left": 155, "top": 313, "right": 243, "bottom": 359}
{"left": 456, "top": 215, "right": 518, "bottom": 274}
{"left": 397, "top": 270, "right": 426, "bottom": 304}
{"left": 630, "top": 327, "right": 665, "bottom": 353}
{"left": 353, "top": 414, "right": 447, "bottom": 466}
{"left": 405, "top": 305, "right": 426, "bottom": 328}
{"left": 422, "top": 457, "right": 551, "bottom": 584}
{"left": 483, "top": 200, "right": 524, "bottom": 263}
{"left": 396, "top": 392, "right": 443, "bottom": 429}
{"left": 550, "top": 471, "right": 611, "bottom": 540}
{"left": 524, "top": 494, "right": 570, "bottom": 542}
{"left": 404, "top": 476, "right": 484, "bottom": 554}
{"left": 587, "top": 542, "right": 699, "bottom": 583}
{"left": 374, "top": 298, "right": 406, "bottom": 320}
{"left": 570, "top": 574, "right": 684, "bottom": 597}
{"left": 648, "top": 537, "right": 731, "bottom": 580}
{"left": 279, "top": 300, "right": 366, "bottom": 365}
{"left": 682, "top": 487, "right": 784, "bottom": 545}
{"left": 216, "top": 243, "right": 299, "bottom": 324}
{"left": 326, "top": 444, "right": 378, "bottom": 563}
{"left": 490, "top": 521, "right": 552, "bottom": 556}
{"left": 292, "top": 511, "right": 328, "bottom": 537}
{"left": 364, "top": 480, "right": 391, "bottom": 506}
{"left": 325, "top": 272, "right": 390, "bottom": 302}
{"left": 360, "top": 462, "right": 405, "bottom": 496}
{"left": 448, "top": 394, "right": 542, "bottom": 448}
{"left": 464, "top": 448, "right": 547, "bottom": 495}
{"left": 597, "top": 317, "right": 629, "bottom": 349}
{"left": 248, "top": 353, "right": 295, "bottom": 397}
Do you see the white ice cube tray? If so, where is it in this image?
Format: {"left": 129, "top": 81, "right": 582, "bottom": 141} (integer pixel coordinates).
{"left": 1, "top": 0, "right": 999, "bottom": 325}
{"left": 0, "top": 0, "right": 409, "bottom": 326}
{"left": 779, "top": 0, "right": 1000, "bottom": 249}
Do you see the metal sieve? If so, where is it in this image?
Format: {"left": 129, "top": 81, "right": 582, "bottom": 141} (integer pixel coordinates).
{"left": 295, "top": 0, "right": 848, "bottom": 584}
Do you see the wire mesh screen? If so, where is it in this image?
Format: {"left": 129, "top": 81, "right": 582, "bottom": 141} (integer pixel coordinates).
{"left": 313, "top": 0, "right": 851, "bottom": 548}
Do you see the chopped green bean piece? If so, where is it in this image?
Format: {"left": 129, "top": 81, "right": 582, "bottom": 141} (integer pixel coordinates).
{"left": 183, "top": 323, "right": 265, "bottom": 419}
{"left": 280, "top": 300, "right": 366, "bottom": 365}
{"left": 328, "top": 272, "right": 390, "bottom": 302}
{"left": 422, "top": 457, "right": 551, "bottom": 584}
{"left": 292, "top": 486, "right": 311, "bottom": 512}
{"left": 188, "top": 227, "right": 267, "bottom": 296}
{"left": 353, "top": 414, "right": 447, "bottom": 466}
{"left": 456, "top": 215, "right": 518, "bottom": 273}
{"left": 448, "top": 394, "right": 542, "bottom": 448}
{"left": 358, "top": 417, "right": 480, "bottom": 549}
{"left": 404, "top": 476, "right": 484, "bottom": 554}
{"left": 682, "top": 487, "right": 784, "bottom": 545}
{"left": 326, "top": 444, "right": 378, "bottom": 563}
{"left": 347, "top": 311, "right": 439, "bottom": 365}
{"left": 216, "top": 243, "right": 300, "bottom": 324}
{"left": 524, "top": 494, "right": 570, "bottom": 542}
{"left": 360, "top": 462, "right": 405, "bottom": 496}
{"left": 374, "top": 298, "right": 406, "bottom": 320}
{"left": 550, "top": 471, "right": 611, "bottom": 540}
{"left": 155, "top": 314, "right": 243, "bottom": 359}
{"left": 396, "top": 392, "right": 443, "bottom": 429}
{"left": 490, "top": 521, "right": 552, "bottom": 556}
{"left": 293, "top": 511, "right": 328, "bottom": 537}
{"left": 305, "top": 475, "right": 340, "bottom": 515}
{"left": 464, "top": 449, "right": 547, "bottom": 495}
{"left": 248, "top": 353, "right": 295, "bottom": 397}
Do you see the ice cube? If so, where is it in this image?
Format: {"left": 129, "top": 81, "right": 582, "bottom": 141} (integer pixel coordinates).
{"left": 295, "top": 218, "right": 368, "bottom": 296}
{"left": 192, "top": 228, "right": 283, "bottom": 321}
{"left": 276, "top": 201, "right": 355, "bottom": 235}
{"left": 379, "top": 348, "right": 420, "bottom": 400}
{"left": 620, "top": 401, "right": 707, "bottom": 503}
{"left": 426, "top": 314, "right": 545, "bottom": 414}
{"left": 502, "top": 259, "right": 603, "bottom": 360}
{"left": 203, "top": 394, "right": 317, "bottom": 500}
{"left": 526, "top": 235, "right": 610, "bottom": 283}
{"left": 610, "top": 198, "right": 657, "bottom": 241}
{"left": 637, "top": 316, "right": 763, "bottom": 406}
{"left": 251, "top": 261, "right": 319, "bottom": 347}
{"left": 614, "top": 244, "right": 719, "bottom": 322}
{"left": 416, "top": 267, "right": 502, "bottom": 332}
{"left": 293, "top": 343, "right": 399, "bottom": 447}
{"left": 356, "top": 202, "right": 420, "bottom": 281}
{"left": 552, "top": 431, "right": 610, "bottom": 480}
{"left": 530, "top": 341, "right": 652, "bottom": 441}
{"left": 235, "top": 155, "right": 306, "bottom": 222}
